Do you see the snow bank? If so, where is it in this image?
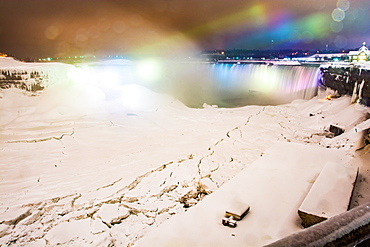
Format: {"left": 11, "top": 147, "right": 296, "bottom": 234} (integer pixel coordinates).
{"left": 0, "top": 57, "right": 73, "bottom": 93}
{"left": 0, "top": 57, "right": 26, "bottom": 67}
{"left": 321, "top": 61, "right": 370, "bottom": 69}
{"left": 0, "top": 83, "right": 183, "bottom": 128}
{"left": 0, "top": 58, "right": 185, "bottom": 126}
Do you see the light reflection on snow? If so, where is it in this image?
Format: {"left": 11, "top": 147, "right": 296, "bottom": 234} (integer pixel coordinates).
{"left": 117, "top": 84, "right": 146, "bottom": 111}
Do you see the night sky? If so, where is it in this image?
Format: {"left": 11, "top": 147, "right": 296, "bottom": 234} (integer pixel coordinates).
{"left": 1, "top": 0, "right": 370, "bottom": 59}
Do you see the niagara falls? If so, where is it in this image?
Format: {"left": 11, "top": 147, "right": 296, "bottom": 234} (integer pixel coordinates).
{"left": 1, "top": 0, "right": 370, "bottom": 246}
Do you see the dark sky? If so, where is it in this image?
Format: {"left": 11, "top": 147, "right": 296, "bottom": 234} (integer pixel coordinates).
{"left": 1, "top": 0, "right": 370, "bottom": 58}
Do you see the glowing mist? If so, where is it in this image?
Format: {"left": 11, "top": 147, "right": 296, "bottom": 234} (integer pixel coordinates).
{"left": 155, "top": 62, "right": 321, "bottom": 107}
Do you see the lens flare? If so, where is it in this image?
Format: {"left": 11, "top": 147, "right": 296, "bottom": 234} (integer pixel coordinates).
{"left": 332, "top": 8, "right": 346, "bottom": 22}
{"left": 337, "top": 0, "right": 350, "bottom": 11}
{"left": 330, "top": 21, "right": 343, "bottom": 33}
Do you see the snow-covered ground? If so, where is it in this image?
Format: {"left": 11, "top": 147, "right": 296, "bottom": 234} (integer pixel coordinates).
{"left": 0, "top": 59, "right": 369, "bottom": 246}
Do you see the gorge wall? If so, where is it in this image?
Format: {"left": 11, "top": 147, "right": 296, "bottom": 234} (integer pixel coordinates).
{"left": 320, "top": 65, "right": 370, "bottom": 106}
{"left": 0, "top": 69, "right": 46, "bottom": 92}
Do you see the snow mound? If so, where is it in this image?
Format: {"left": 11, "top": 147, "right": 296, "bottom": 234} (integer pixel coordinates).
{"left": 99, "top": 83, "right": 186, "bottom": 113}
{"left": 0, "top": 57, "right": 26, "bottom": 67}
{"left": 0, "top": 82, "right": 186, "bottom": 125}
{"left": 1, "top": 58, "right": 187, "bottom": 122}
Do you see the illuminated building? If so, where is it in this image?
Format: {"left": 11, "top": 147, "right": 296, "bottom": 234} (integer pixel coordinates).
{"left": 348, "top": 42, "right": 370, "bottom": 62}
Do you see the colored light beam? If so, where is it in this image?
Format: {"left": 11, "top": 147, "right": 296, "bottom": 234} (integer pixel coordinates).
{"left": 227, "top": 12, "right": 331, "bottom": 49}
{"left": 187, "top": 4, "right": 267, "bottom": 37}
{"left": 127, "top": 3, "right": 268, "bottom": 56}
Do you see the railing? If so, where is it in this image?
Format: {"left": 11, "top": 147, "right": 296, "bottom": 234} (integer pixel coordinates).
{"left": 265, "top": 202, "right": 370, "bottom": 247}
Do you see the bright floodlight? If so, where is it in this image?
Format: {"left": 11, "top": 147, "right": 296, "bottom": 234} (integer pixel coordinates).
{"left": 136, "top": 59, "right": 162, "bottom": 83}
{"left": 67, "top": 65, "right": 123, "bottom": 91}
{"left": 67, "top": 66, "right": 92, "bottom": 84}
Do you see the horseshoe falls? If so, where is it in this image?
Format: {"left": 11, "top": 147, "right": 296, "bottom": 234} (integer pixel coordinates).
{"left": 160, "top": 63, "right": 319, "bottom": 108}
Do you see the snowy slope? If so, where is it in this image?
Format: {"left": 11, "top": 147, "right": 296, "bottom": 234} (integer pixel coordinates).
{"left": 0, "top": 59, "right": 369, "bottom": 246}
{"left": 136, "top": 142, "right": 350, "bottom": 247}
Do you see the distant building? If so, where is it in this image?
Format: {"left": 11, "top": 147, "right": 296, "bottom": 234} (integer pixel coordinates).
{"left": 348, "top": 42, "right": 370, "bottom": 62}
{"left": 200, "top": 50, "right": 226, "bottom": 61}
{"left": 307, "top": 53, "right": 348, "bottom": 62}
